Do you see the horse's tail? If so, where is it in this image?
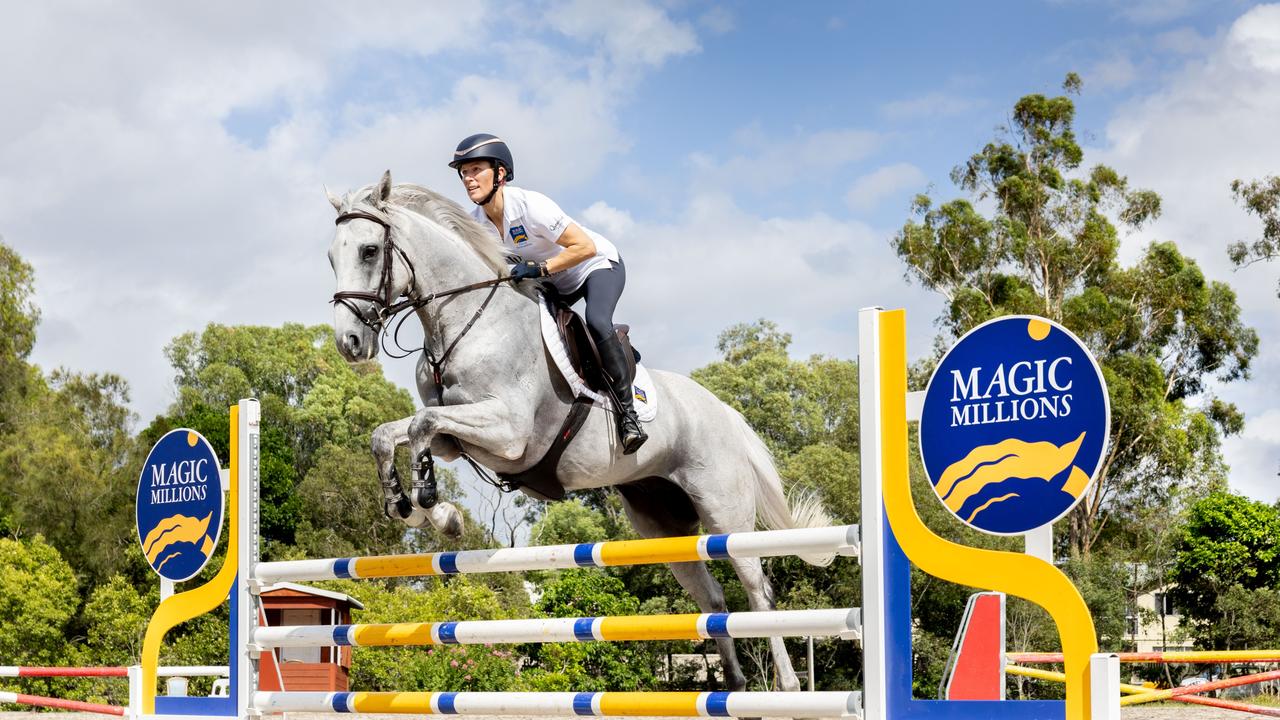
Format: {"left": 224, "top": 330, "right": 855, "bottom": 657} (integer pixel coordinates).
{"left": 725, "top": 404, "right": 836, "bottom": 567}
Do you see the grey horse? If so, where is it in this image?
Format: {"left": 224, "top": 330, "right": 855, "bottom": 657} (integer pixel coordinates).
{"left": 327, "top": 171, "right": 834, "bottom": 692}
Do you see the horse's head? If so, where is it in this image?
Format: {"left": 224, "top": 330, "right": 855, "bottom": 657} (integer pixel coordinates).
{"left": 327, "top": 170, "right": 415, "bottom": 361}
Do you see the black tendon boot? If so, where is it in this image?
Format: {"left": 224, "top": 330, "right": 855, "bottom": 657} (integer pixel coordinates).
{"left": 597, "top": 335, "right": 648, "bottom": 454}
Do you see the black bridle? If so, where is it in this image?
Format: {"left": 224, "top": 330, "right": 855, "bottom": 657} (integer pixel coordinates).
{"left": 330, "top": 205, "right": 514, "bottom": 374}
{"left": 330, "top": 207, "right": 422, "bottom": 334}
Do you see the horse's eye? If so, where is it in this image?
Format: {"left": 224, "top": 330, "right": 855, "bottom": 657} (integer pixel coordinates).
{"left": 361, "top": 245, "right": 379, "bottom": 262}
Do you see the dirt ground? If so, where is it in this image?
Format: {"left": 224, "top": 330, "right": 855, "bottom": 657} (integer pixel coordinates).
{"left": 3, "top": 708, "right": 1276, "bottom": 719}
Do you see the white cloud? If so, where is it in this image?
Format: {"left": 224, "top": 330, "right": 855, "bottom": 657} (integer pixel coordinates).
{"left": 544, "top": 0, "right": 700, "bottom": 67}
{"left": 579, "top": 201, "right": 635, "bottom": 238}
{"left": 845, "top": 163, "right": 927, "bottom": 213}
{"left": 698, "top": 6, "right": 736, "bottom": 35}
{"left": 1089, "top": 54, "right": 1140, "bottom": 91}
{"left": 1093, "top": 3, "right": 1280, "bottom": 500}
{"left": 1117, "top": 0, "right": 1200, "bottom": 25}
{"left": 596, "top": 191, "right": 940, "bottom": 377}
{"left": 0, "top": 1, "right": 697, "bottom": 421}
{"left": 693, "top": 126, "right": 881, "bottom": 193}
{"left": 879, "top": 91, "right": 982, "bottom": 120}
{"left": 1153, "top": 27, "right": 1216, "bottom": 55}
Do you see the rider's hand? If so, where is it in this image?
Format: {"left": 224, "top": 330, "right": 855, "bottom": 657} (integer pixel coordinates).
{"left": 510, "top": 260, "right": 548, "bottom": 281}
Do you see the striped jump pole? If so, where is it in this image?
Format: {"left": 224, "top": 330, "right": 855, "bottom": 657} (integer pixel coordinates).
{"left": 0, "top": 690, "right": 125, "bottom": 716}
{"left": 254, "top": 524, "right": 859, "bottom": 585}
{"left": 253, "top": 608, "right": 861, "bottom": 648}
{"left": 253, "top": 690, "right": 863, "bottom": 718}
{"left": 1010, "top": 650, "right": 1280, "bottom": 664}
{"left": 0, "top": 666, "right": 129, "bottom": 678}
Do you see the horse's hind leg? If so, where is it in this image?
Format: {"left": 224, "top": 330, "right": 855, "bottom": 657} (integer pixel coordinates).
{"left": 683, "top": 469, "right": 803, "bottom": 691}
{"left": 616, "top": 479, "right": 748, "bottom": 692}
{"left": 726, "top": 556, "right": 801, "bottom": 691}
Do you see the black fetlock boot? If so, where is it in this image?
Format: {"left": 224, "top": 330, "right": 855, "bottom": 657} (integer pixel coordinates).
{"left": 597, "top": 335, "right": 648, "bottom": 454}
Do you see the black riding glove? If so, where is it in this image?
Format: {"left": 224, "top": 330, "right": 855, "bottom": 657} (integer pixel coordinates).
{"left": 510, "top": 260, "right": 549, "bottom": 281}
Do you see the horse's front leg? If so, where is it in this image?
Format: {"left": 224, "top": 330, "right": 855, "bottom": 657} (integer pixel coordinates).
{"left": 371, "top": 416, "right": 462, "bottom": 530}
{"left": 405, "top": 398, "right": 530, "bottom": 537}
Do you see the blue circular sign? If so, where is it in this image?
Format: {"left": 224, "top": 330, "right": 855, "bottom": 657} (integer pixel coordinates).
{"left": 919, "top": 316, "right": 1109, "bottom": 535}
{"left": 136, "top": 429, "right": 224, "bottom": 582}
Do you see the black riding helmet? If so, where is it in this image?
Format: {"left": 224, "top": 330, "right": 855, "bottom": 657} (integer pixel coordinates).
{"left": 449, "top": 133, "right": 514, "bottom": 206}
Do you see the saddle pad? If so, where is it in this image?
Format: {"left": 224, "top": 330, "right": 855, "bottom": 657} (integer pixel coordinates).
{"left": 538, "top": 294, "right": 658, "bottom": 423}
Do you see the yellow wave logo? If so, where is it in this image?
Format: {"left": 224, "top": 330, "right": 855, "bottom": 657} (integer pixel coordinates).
{"left": 936, "top": 432, "right": 1091, "bottom": 524}
{"left": 141, "top": 513, "right": 215, "bottom": 572}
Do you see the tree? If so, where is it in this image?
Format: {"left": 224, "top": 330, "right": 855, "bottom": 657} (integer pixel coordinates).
{"left": 340, "top": 577, "right": 523, "bottom": 692}
{"left": 1170, "top": 490, "right": 1280, "bottom": 648}
{"left": 164, "top": 323, "right": 415, "bottom": 476}
{"left": 693, "top": 320, "right": 857, "bottom": 458}
{"left": 519, "top": 570, "right": 660, "bottom": 691}
{"left": 294, "top": 443, "right": 413, "bottom": 559}
{"left": 892, "top": 74, "right": 1256, "bottom": 556}
{"left": 0, "top": 536, "right": 79, "bottom": 666}
{"left": 159, "top": 323, "right": 416, "bottom": 548}
{"left": 0, "top": 371, "right": 141, "bottom": 586}
{"left": 1228, "top": 175, "right": 1280, "bottom": 296}
{"left": 0, "top": 239, "right": 39, "bottom": 433}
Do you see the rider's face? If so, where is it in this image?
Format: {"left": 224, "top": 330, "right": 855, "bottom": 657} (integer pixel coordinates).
{"left": 459, "top": 161, "right": 500, "bottom": 203}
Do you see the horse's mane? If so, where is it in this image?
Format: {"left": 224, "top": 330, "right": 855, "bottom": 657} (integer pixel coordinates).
{"left": 342, "top": 181, "right": 519, "bottom": 284}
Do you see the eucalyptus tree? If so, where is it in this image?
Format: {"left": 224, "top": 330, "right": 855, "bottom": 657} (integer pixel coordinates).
{"left": 1228, "top": 174, "right": 1280, "bottom": 296}
{"left": 892, "top": 75, "right": 1256, "bottom": 556}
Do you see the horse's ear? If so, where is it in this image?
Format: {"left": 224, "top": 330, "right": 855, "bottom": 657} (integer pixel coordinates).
{"left": 376, "top": 170, "right": 392, "bottom": 203}
{"left": 324, "top": 185, "right": 342, "bottom": 213}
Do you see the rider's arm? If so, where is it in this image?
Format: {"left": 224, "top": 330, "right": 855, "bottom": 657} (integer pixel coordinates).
{"left": 545, "top": 223, "right": 597, "bottom": 274}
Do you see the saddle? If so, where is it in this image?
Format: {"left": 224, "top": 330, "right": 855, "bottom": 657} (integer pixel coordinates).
{"left": 552, "top": 301, "right": 638, "bottom": 395}
{"left": 496, "top": 295, "right": 639, "bottom": 502}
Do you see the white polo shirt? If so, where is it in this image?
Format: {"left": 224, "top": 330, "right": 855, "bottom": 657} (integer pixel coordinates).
{"left": 471, "top": 185, "right": 620, "bottom": 294}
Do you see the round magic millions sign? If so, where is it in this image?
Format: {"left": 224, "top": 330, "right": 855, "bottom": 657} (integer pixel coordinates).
{"left": 919, "top": 316, "right": 1110, "bottom": 535}
{"left": 136, "top": 429, "right": 224, "bottom": 582}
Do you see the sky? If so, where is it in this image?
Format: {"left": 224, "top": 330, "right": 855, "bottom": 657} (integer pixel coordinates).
{"left": 3, "top": 1, "right": 1280, "bottom": 502}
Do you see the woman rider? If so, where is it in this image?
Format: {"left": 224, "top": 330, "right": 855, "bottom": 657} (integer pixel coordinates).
{"left": 449, "top": 133, "right": 647, "bottom": 455}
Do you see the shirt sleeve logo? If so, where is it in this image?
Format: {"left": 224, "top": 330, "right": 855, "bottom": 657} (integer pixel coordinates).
{"left": 509, "top": 224, "right": 530, "bottom": 247}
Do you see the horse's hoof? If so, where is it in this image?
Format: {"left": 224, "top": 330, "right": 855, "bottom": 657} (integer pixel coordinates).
{"left": 402, "top": 506, "right": 433, "bottom": 529}
{"left": 431, "top": 503, "right": 464, "bottom": 539}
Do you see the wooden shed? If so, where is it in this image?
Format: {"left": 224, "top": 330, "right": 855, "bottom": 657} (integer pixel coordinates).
{"left": 257, "top": 582, "right": 364, "bottom": 692}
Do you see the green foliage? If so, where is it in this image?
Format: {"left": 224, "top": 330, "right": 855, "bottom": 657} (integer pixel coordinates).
{"left": 1228, "top": 175, "right": 1280, "bottom": 296}
{"left": 519, "top": 570, "right": 660, "bottom": 691}
{"left": 158, "top": 324, "right": 414, "bottom": 548}
{"left": 693, "top": 320, "right": 857, "bottom": 457}
{"left": 0, "top": 536, "right": 78, "bottom": 665}
{"left": 0, "top": 238, "right": 39, "bottom": 432}
{"left": 0, "top": 371, "right": 140, "bottom": 586}
{"left": 892, "top": 75, "right": 1257, "bottom": 555}
{"left": 295, "top": 443, "right": 409, "bottom": 559}
{"left": 530, "top": 499, "right": 610, "bottom": 546}
{"left": 342, "top": 577, "right": 524, "bottom": 692}
{"left": 1212, "top": 585, "right": 1280, "bottom": 651}
{"left": 80, "top": 574, "right": 155, "bottom": 664}
{"left": 1061, "top": 553, "right": 1129, "bottom": 652}
{"left": 1171, "top": 490, "right": 1280, "bottom": 647}
{"left": 165, "top": 323, "right": 414, "bottom": 471}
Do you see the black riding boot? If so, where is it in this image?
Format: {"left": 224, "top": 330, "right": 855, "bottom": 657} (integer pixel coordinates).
{"left": 597, "top": 335, "right": 648, "bottom": 454}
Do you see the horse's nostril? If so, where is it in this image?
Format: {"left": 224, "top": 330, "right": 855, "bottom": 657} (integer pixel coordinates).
{"left": 348, "top": 334, "right": 361, "bottom": 353}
